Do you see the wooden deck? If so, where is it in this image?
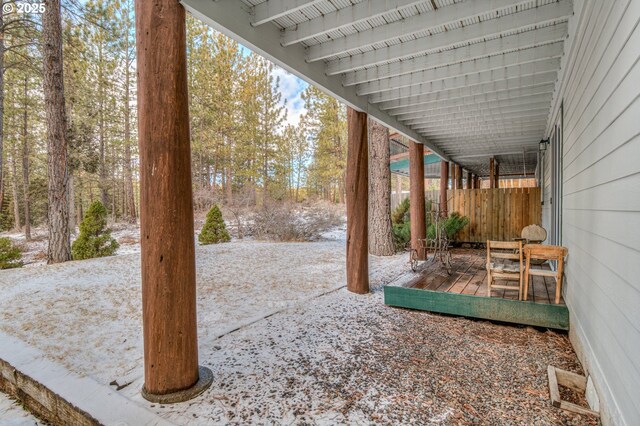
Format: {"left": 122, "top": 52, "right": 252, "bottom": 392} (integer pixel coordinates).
{"left": 404, "top": 249, "right": 565, "bottom": 305}
{"left": 384, "top": 249, "right": 569, "bottom": 330}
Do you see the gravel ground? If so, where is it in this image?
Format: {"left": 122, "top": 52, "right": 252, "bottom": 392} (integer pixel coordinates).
{"left": 154, "top": 285, "right": 596, "bottom": 425}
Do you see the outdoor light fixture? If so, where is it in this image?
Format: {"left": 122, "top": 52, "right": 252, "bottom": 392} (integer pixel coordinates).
{"left": 539, "top": 138, "right": 550, "bottom": 152}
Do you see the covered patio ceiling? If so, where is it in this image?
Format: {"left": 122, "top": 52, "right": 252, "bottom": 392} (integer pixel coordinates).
{"left": 182, "top": 0, "right": 571, "bottom": 176}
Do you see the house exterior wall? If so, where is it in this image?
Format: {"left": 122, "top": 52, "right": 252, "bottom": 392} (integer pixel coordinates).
{"left": 544, "top": 0, "right": 640, "bottom": 424}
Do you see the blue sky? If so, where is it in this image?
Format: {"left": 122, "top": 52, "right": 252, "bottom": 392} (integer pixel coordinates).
{"left": 239, "top": 45, "right": 309, "bottom": 127}
{"left": 272, "top": 67, "right": 309, "bottom": 127}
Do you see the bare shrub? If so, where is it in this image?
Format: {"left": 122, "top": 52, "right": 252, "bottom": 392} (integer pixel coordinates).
{"left": 193, "top": 187, "right": 222, "bottom": 213}
{"left": 252, "top": 201, "right": 344, "bottom": 242}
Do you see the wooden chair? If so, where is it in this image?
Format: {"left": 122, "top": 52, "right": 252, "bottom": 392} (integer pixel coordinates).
{"left": 523, "top": 244, "right": 568, "bottom": 304}
{"left": 486, "top": 240, "right": 524, "bottom": 300}
{"left": 521, "top": 224, "right": 547, "bottom": 244}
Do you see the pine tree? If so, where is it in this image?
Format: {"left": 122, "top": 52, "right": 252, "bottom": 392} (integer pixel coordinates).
{"left": 71, "top": 200, "right": 119, "bottom": 260}
{"left": 43, "top": 0, "right": 71, "bottom": 263}
{"left": 198, "top": 204, "right": 231, "bottom": 244}
{"left": 368, "top": 119, "right": 394, "bottom": 255}
{"left": 302, "top": 86, "right": 347, "bottom": 202}
{"left": 0, "top": 237, "right": 22, "bottom": 269}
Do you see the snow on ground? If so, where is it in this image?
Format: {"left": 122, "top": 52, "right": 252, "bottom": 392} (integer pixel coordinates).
{"left": 0, "top": 393, "right": 39, "bottom": 425}
{"left": 0, "top": 224, "right": 591, "bottom": 424}
{"left": 0, "top": 228, "right": 409, "bottom": 400}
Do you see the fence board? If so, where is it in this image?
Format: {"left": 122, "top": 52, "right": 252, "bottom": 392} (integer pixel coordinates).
{"left": 446, "top": 187, "right": 541, "bottom": 243}
{"left": 390, "top": 187, "right": 541, "bottom": 242}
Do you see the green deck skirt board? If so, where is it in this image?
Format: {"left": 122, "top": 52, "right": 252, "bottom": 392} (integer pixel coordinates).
{"left": 390, "top": 154, "right": 441, "bottom": 174}
{"left": 383, "top": 286, "right": 569, "bottom": 330}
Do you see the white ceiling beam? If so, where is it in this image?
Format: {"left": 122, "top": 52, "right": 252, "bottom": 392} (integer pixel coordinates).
{"left": 341, "top": 24, "right": 567, "bottom": 82}
{"left": 433, "top": 137, "right": 542, "bottom": 148}
{"left": 182, "top": 0, "right": 450, "bottom": 160}
{"left": 416, "top": 127, "right": 546, "bottom": 139}
{"left": 451, "top": 150, "right": 538, "bottom": 159}
{"left": 325, "top": 0, "right": 571, "bottom": 73}
{"left": 416, "top": 117, "right": 547, "bottom": 128}
{"left": 281, "top": 0, "right": 429, "bottom": 46}
{"left": 414, "top": 126, "right": 547, "bottom": 138}
{"left": 416, "top": 123, "right": 546, "bottom": 135}
{"left": 394, "top": 95, "right": 552, "bottom": 120}
{"left": 426, "top": 134, "right": 543, "bottom": 146}
{"left": 414, "top": 115, "right": 547, "bottom": 127}
{"left": 307, "top": 0, "right": 531, "bottom": 61}
{"left": 387, "top": 87, "right": 554, "bottom": 115}
{"left": 251, "top": 0, "right": 324, "bottom": 26}
{"left": 355, "top": 46, "right": 563, "bottom": 95}
{"left": 431, "top": 130, "right": 541, "bottom": 139}
{"left": 439, "top": 141, "right": 541, "bottom": 151}
{"left": 378, "top": 79, "right": 555, "bottom": 110}
{"left": 402, "top": 104, "right": 550, "bottom": 124}
{"left": 369, "top": 68, "right": 558, "bottom": 103}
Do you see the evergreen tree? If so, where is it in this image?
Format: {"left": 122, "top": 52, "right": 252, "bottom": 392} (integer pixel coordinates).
{"left": 0, "top": 237, "right": 22, "bottom": 269}
{"left": 71, "top": 200, "right": 119, "bottom": 260}
{"left": 198, "top": 204, "right": 231, "bottom": 244}
{"left": 302, "top": 86, "right": 347, "bottom": 202}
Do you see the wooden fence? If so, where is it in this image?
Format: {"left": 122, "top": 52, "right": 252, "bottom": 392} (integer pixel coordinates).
{"left": 447, "top": 188, "right": 541, "bottom": 243}
{"left": 391, "top": 190, "right": 440, "bottom": 210}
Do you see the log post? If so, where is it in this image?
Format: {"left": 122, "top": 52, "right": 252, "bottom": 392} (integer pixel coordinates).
{"left": 450, "top": 162, "right": 456, "bottom": 189}
{"left": 494, "top": 161, "right": 500, "bottom": 189}
{"left": 409, "top": 141, "right": 426, "bottom": 259}
{"left": 136, "top": 0, "right": 212, "bottom": 402}
{"left": 466, "top": 170, "right": 473, "bottom": 189}
{"left": 439, "top": 160, "right": 448, "bottom": 217}
{"left": 489, "top": 157, "right": 496, "bottom": 188}
{"left": 455, "top": 164, "right": 462, "bottom": 189}
{"left": 346, "top": 107, "right": 369, "bottom": 294}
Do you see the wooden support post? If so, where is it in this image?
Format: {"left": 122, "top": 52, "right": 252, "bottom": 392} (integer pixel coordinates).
{"left": 136, "top": 0, "right": 211, "bottom": 402}
{"left": 346, "top": 107, "right": 369, "bottom": 294}
{"left": 455, "top": 164, "right": 462, "bottom": 190}
{"left": 439, "top": 160, "right": 448, "bottom": 217}
{"left": 489, "top": 157, "right": 496, "bottom": 189}
{"left": 466, "top": 170, "right": 473, "bottom": 189}
{"left": 451, "top": 164, "right": 457, "bottom": 189}
{"left": 494, "top": 161, "right": 500, "bottom": 189}
{"left": 410, "top": 141, "right": 426, "bottom": 259}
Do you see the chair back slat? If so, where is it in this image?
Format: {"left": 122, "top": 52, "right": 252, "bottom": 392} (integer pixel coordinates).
{"left": 521, "top": 224, "right": 547, "bottom": 242}
{"left": 487, "top": 240, "right": 521, "bottom": 250}
{"left": 524, "top": 244, "right": 568, "bottom": 260}
{"left": 491, "top": 252, "right": 520, "bottom": 260}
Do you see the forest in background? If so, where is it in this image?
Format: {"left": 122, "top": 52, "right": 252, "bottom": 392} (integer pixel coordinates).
{"left": 0, "top": 0, "right": 349, "bottom": 238}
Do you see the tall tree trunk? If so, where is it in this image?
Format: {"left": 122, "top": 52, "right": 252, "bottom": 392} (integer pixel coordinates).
{"left": 21, "top": 77, "right": 30, "bottom": 240}
{"left": 111, "top": 143, "right": 116, "bottom": 219}
{"left": 76, "top": 175, "right": 83, "bottom": 223}
{"left": 68, "top": 172, "right": 75, "bottom": 231}
{"left": 123, "top": 41, "right": 136, "bottom": 223}
{"left": 225, "top": 167, "right": 232, "bottom": 205}
{"left": 0, "top": 11, "right": 5, "bottom": 215}
{"left": 43, "top": 0, "right": 71, "bottom": 263}
{"left": 368, "top": 119, "right": 394, "bottom": 256}
{"left": 98, "top": 42, "right": 108, "bottom": 208}
{"left": 11, "top": 150, "right": 20, "bottom": 231}
{"left": 295, "top": 162, "right": 301, "bottom": 202}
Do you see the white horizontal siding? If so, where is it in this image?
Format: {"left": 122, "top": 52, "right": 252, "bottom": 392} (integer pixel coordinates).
{"left": 547, "top": 0, "right": 640, "bottom": 424}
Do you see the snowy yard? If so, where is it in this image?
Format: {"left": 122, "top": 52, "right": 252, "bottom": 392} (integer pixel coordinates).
{"left": 0, "top": 227, "right": 592, "bottom": 424}
{"left": 0, "top": 393, "right": 39, "bottom": 425}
